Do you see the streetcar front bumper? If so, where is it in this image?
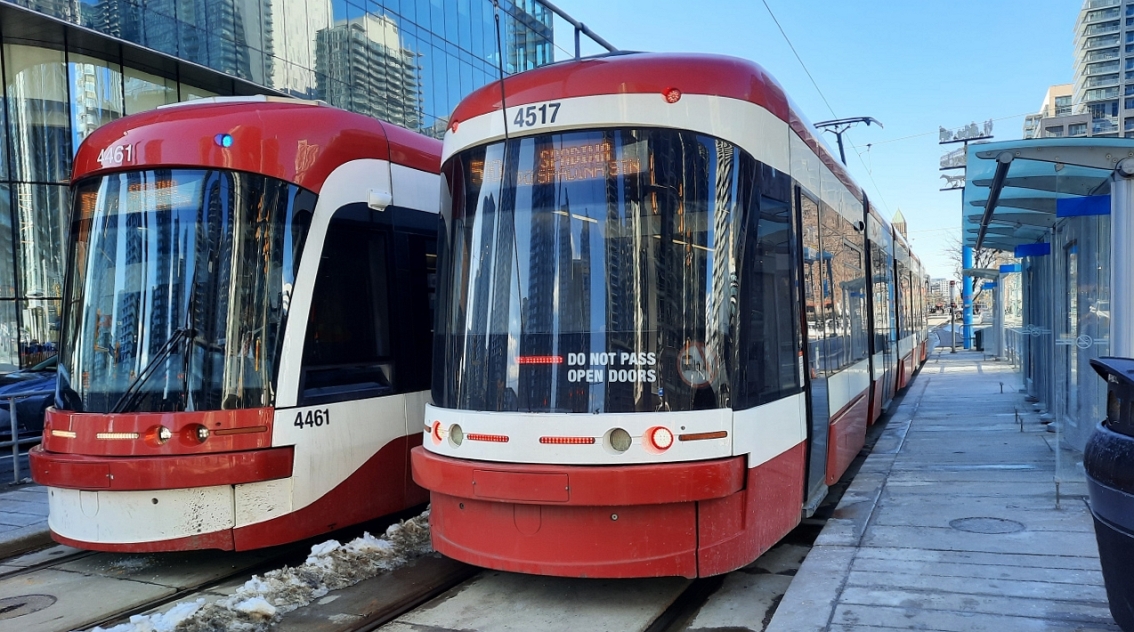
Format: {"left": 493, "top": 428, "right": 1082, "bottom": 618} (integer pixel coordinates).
{"left": 411, "top": 444, "right": 806, "bottom": 578}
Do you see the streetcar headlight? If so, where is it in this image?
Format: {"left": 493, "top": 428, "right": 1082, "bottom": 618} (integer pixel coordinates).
{"left": 145, "top": 425, "right": 173, "bottom": 447}
{"left": 180, "top": 423, "right": 209, "bottom": 444}
{"left": 449, "top": 424, "right": 464, "bottom": 447}
{"left": 608, "top": 428, "right": 632, "bottom": 452}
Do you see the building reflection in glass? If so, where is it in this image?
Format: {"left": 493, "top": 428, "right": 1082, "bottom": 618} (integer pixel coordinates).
{"left": 0, "top": 0, "right": 568, "bottom": 370}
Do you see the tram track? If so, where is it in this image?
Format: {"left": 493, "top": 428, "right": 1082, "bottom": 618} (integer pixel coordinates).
{"left": 0, "top": 545, "right": 96, "bottom": 582}
{"left": 0, "top": 507, "right": 430, "bottom": 631}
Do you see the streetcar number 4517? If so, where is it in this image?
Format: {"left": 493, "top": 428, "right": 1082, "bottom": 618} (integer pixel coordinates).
{"left": 513, "top": 102, "right": 560, "bottom": 128}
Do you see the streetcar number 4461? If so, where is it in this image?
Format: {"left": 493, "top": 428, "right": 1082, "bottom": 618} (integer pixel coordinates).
{"left": 97, "top": 144, "right": 134, "bottom": 167}
{"left": 294, "top": 408, "right": 331, "bottom": 428}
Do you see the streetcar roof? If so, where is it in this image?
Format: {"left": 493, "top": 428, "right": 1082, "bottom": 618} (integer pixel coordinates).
{"left": 72, "top": 99, "right": 442, "bottom": 192}
{"left": 447, "top": 51, "right": 862, "bottom": 204}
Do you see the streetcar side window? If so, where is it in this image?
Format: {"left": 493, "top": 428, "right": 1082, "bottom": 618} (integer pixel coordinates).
{"left": 299, "top": 220, "right": 395, "bottom": 405}
{"left": 734, "top": 160, "right": 802, "bottom": 409}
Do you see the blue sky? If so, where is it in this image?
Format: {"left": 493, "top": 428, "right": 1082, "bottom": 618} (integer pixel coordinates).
{"left": 559, "top": 0, "right": 1083, "bottom": 278}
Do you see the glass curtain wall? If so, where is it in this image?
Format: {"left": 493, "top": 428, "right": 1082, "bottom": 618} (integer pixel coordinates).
{"left": 0, "top": 0, "right": 576, "bottom": 372}
{"left": 19, "top": 0, "right": 558, "bottom": 136}
{"left": 0, "top": 23, "right": 217, "bottom": 371}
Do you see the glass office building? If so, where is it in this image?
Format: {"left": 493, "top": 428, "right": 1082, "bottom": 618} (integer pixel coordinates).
{"left": 0, "top": 0, "right": 609, "bottom": 371}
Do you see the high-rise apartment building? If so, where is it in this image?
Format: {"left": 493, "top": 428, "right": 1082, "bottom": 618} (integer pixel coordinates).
{"left": 0, "top": 0, "right": 610, "bottom": 371}
{"left": 1021, "top": 2, "right": 1134, "bottom": 140}
{"left": 1023, "top": 84, "right": 1081, "bottom": 138}
{"left": 1075, "top": 0, "right": 1131, "bottom": 137}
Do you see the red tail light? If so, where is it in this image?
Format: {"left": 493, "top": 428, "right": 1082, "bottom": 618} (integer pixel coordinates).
{"left": 646, "top": 426, "right": 674, "bottom": 451}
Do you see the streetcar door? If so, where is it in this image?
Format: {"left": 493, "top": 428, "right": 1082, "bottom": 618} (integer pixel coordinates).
{"left": 797, "top": 188, "right": 830, "bottom": 512}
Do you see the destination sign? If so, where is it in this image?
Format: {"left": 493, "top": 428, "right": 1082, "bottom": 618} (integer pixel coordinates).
{"left": 471, "top": 141, "right": 642, "bottom": 187}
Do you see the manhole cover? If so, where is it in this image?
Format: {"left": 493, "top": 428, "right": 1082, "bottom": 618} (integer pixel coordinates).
{"left": 0, "top": 594, "right": 56, "bottom": 620}
{"left": 949, "top": 517, "right": 1025, "bottom": 534}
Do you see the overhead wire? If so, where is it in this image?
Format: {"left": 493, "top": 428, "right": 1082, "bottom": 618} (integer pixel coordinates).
{"left": 759, "top": 0, "right": 893, "bottom": 218}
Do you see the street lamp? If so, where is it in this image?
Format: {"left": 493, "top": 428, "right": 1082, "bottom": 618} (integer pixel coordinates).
{"left": 812, "top": 117, "right": 883, "bottom": 165}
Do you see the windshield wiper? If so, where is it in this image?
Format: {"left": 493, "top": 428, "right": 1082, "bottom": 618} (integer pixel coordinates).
{"left": 110, "top": 327, "right": 196, "bottom": 414}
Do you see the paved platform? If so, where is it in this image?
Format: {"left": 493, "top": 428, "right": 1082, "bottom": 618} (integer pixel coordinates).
{"left": 0, "top": 484, "right": 50, "bottom": 557}
{"left": 768, "top": 349, "right": 1117, "bottom": 632}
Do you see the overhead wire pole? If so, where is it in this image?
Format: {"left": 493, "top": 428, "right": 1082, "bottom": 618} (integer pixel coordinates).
{"left": 813, "top": 117, "right": 884, "bottom": 165}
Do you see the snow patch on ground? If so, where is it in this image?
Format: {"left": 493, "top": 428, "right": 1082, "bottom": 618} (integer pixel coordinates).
{"left": 90, "top": 509, "right": 432, "bottom": 632}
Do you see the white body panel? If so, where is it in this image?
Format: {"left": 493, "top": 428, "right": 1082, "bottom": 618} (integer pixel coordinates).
{"left": 235, "top": 478, "right": 293, "bottom": 527}
{"left": 732, "top": 392, "right": 807, "bottom": 469}
{"left": 427, "top": 391, "right": 806, "bottom": 469}
{"left": 871, "top": 351, "right": 886, "bottom": 381}
{"left": 271, "top": 394, "right": 413, "bottom": 513}
{"left": 898, "top": 334, "right": 916, "bottom": 359}
{"left": 391, "top": 163, "right": 440, "bottom": 212}
{"left": 425, "top": 405, "right": 732, "bottom": 465}
{"left": 827, "top": 358, "right": 871, "bottom": 417}
{"left": 49, "top": 486, "right": 234, "bottom": 544}
{"left": 446, "top": 94, "right": 790, "bottom": 180}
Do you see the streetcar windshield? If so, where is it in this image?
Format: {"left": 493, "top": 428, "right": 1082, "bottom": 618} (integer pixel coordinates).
{"left": 59, "top": 169, "right": 314, "bottom": 413}
{"left": 435, "top": 128, "right": 742, "bottom": 414}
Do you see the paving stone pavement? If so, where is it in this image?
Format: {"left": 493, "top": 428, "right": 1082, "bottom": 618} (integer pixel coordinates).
{"left": 0, "top": 484, "right": 51, "bottom": 557}
{"left": 767, "top": 348, "right": 1119, "bottom": 632}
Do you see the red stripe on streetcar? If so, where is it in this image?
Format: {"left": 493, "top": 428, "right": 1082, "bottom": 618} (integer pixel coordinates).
{"left": 40, "top": 407, "right": 275, "bottom": 456}
{"left": 29, "top": 445, "right": 293, "bottom": 490}
{"left": 678, "top": 431, "right": 728, "bottom": 442}
{"left": 413, "top": 447, "right": 743, "bottom": 506}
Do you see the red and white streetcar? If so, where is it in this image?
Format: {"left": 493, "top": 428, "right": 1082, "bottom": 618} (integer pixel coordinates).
{"left": 31, "top": 97, "right": 441, "bottom": 552}
{"left": 412, "top": 52, "right": 927, "bottom": 578}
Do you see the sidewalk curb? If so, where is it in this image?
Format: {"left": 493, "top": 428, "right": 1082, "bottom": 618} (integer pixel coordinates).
{"left": 0, "top": 524, "right": 53, "bottom": 559}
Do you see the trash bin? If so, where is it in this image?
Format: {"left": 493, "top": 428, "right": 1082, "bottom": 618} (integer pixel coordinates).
{"left": 1086, "top": 357, "right": 1134, "bottom": 632}
{"left": 974, "top": 327, "right": 985, "bottom": 351}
